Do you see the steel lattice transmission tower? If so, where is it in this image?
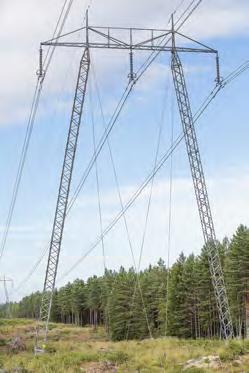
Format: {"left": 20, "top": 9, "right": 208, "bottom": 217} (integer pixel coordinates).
{"left": 0, "top": 276, "right": 13, "bottom": 318}
{"left": 36, "top": 12, "right": 233, "bottom": 348}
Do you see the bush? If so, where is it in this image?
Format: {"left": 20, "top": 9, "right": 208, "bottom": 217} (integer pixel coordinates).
{"left": 219, "top": 340, "right": 248, "bottom": 362}
{"left": 104, "top": 350, "right": 129, "bottom": 364}
{"left": 44, "top": 344, "right": 56, "bottom": 354}
{"left": 243, "top": 339, "right": 249, "bottom": 350}
{"left": 0, "top": 319, "right": 31, "bottom": 327}
{"left": 219, "top": 350, "right": 234, "bottom": 362}
{"left": 228, "top": 340, "right": 247, "bottom": 355}
{"left": 0, "top": 337, "right": 6, "bottom": 347}
{"left": 47, "top": 323, "right": 57, "bottom": 331}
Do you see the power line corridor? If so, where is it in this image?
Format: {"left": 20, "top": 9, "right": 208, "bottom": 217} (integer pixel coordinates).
{"left": 1, "top": 0, "right": 249, "bottom": 351}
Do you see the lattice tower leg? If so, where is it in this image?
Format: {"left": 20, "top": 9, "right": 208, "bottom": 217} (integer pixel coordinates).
{"left": 171, "top": 50, "right": 233, "bottom": 339}
{"left": 37, "top": 48, "right": 90, "bottom": 347}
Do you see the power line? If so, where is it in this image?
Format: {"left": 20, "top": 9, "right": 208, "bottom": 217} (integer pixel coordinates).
{"left": 6, "top": 0, "right": 96, "bottom": 296}
{"left": 0, "top": 80, "right": 42, "bottom": 264}
{"left": 43, "top": 0, "right": 75, "bottom": 73}
{"left": 175, "top": 0, "right": 198, "bottom": 27}
{"left": 58, "top": 81, "right": 225, "bottom": 282}
{"left": 43, "top": 0, "right": 70, "bottom": 66}
{"left": 11, "top": 76, "right": 135, "bottom": 298}
{"left": 89, "top": 78, "right": 106, "bottom": 271}
{"left": 126, "top": 61, "right": 171, "bottom": 341}
{"left": 91, "top": 62, "right": 146, "bottom": 336}
{"left": 135, "top": 0, "right": 204, "bottom": 81}
{"left": 12, "top": 56, "right": 249, "bottom": 298}
{"left": 89, "top": 65, "right": 153, "bottom": 339}
{"left": 0, "top": 0, "right": 77, "bottom": 266}
{"left": 14, "top": 57, "right": 249, "bottom": 291}
{"left": 66, "top": 0, "right": 206, "bottom": 215}
{"left": 67, "top": 77, "right": 136, "bottom": 213}
{"left": 222, "top": 60, "right": 249, "bottom": 86}
{"left": 12, "top": 245, "right": 49, "bottom": 295}
{"left": 59, "top": 54, "right": 249, "bottom": 283}
{"left": 165, "top": 85, "right": 175, "bottom": 336}
{"left": 137, "top": 66, "right": 170, "bottom": 272}
{"left": 12, "top": 1, "right": 246, "bottom": 294}
{"left": 174, "top": 0, "right": 188, "bottom": 16}
{"left": 16, "top": 1, "right": 204, "bottom": 286}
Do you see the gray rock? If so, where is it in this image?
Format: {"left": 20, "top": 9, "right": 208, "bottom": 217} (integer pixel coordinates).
{"left": 8, "top": 337, "right": 26, "bottom": 354}
{"left": 183, "top": 355, "right": 221, "bottom": 370}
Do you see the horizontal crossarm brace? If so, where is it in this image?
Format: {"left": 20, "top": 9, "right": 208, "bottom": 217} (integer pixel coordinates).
{"left": 88, "top": 27, "right": 129, "bottom": 46}
{"left": 175, "top": 31, "right": 217, "bottom": 53}
{"left": 133, "top": 32, "right": 171, "bottom": 48}
{"left": 41, "top": 41, "right": 216, "bottom": 54}
{"left": 41, "top": 26, "right": 218, "bottom": 56}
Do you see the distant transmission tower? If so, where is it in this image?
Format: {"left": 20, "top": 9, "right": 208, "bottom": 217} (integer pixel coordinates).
{"left": 0, "top": 276, "right": 13, "bottom": 318}
{"left": 35, "top": 12, "right": 233, "bottom": 350}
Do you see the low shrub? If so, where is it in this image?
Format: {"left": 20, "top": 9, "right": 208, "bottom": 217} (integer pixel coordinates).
{"left": 219, "top": 340, "right": 248, "bottom": 362}
{"left": 0, "top": 337, "right": 6, "bottom": 347}
{"left": 103, "top": 350, "right": 129, "bottom": 364}
{"left": 44, "top": 344, "right": 56, "bottom": 354}
{"left": 184, "top": 368, "right": 207, "bottom": 373}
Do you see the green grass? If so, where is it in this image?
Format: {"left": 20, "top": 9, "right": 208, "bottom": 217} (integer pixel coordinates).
{"left": 1, "top": 319, "right": 249, "bottom": 372}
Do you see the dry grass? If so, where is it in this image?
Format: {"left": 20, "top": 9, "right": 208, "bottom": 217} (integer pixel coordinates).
{"left": 0, "top": 319, "right": 249, "bottom": 372}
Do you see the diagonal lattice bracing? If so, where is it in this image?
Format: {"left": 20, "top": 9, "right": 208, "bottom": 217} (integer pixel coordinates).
{"left": 38, "top": 11, "right": 234, "bottom": 341}
{"left": 36, "top": 48, "right": 90, "bottom": 348}
{"left": 171, "top": 49, "right": 233, "bottom": 339}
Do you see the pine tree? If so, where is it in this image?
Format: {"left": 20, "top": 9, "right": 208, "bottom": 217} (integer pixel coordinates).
{"left": 166, "top": 252, "right": 187, "bottom": 337}
{"left": 108, "top": 267, "right": 135, "bottom": 341}
{"left": 225, "top": 225, "right": 249, "bottom": 337}
{"left": 196, "top": 245, "right": 220, "bottom": 338}
{"left": 9, "top": 225, "right": 249, "bottom": 341}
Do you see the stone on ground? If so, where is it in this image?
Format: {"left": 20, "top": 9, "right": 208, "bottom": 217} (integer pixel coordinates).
{"left": 183, "top": 355, "right": 221, "bottom": 370}
{"left": 7, "top": 337, "right": 26, "bottom": 354}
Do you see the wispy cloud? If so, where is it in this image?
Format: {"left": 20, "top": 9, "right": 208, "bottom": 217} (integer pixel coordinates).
{"left": 0, "top": 0, "right": 248, "bottom": 126}
{"left": 1, "top": 1, "right": 248, "bottom": 303}
{"left": 5, "top": 169, "right": 249, "bottom": 301}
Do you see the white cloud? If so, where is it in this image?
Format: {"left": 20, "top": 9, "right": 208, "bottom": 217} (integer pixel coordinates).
{"left": 183, "top": 0, "right": 249, "bottom": 39}
{"left": 1, "top": 0, "right": 249, "bottom": 302}
{"left": 5, "top": 168, "right": 249, "bottom": 302}
{"left": 0, "top": 0, "right": 248, "bottom": 126}
{"left": 0, "top": 225, "right": 34, "bottom": 234}
{"left": 62, "top": 169, "right": 249, "bottom": 272}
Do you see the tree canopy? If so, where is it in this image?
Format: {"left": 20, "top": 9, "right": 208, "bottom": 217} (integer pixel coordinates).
{"left": 2, "top": 225, "right": 249, "bottom": 340}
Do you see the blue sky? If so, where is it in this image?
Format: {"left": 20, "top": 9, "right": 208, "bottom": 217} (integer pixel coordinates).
{"left": 0, "top": 0, "right": 249, "bottom": 302}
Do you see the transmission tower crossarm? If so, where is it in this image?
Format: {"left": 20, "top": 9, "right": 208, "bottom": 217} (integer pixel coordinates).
{"left": 170, "top": 46, "right": 233, "bottom": 339}
{"left": 36, "top": 47, "right": 90, "bottom": 349}
{"left": 41, "top": 26, "right": 217, "bottom": 55}
{"left": 42, "top": 41, "right": 216, "bottom": 54}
